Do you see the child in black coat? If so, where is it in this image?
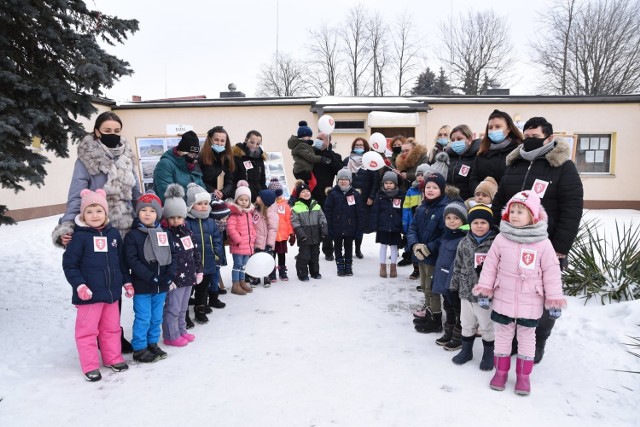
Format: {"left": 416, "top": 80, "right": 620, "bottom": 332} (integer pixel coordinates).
{"left": 370, "top": 171, "right": 405, "bottom": 278}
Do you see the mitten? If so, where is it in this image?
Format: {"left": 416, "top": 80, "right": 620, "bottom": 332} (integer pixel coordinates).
{"left": 478, "top": 297, "right": 490, "bottom": 310}
{"left": 412, "top": 243, "right": 430, "bottom": 261}
{"left": 169, "top": 282, "right": 177, "bottom": 291}
{"left": 77, "top": 284, "right": 93, "bottom": 301}
{"left": 549, "top": 308, "right": 562, "bottom": 318}
{"left": 196, "top": 273, "right": 204, "bottom": 284}
{"left": 265, "top": 245, "right": 274, "bottom": 255}
{"left": 124, "top": 283, "right": 135, "bottom": 298}
{"left": 289, "top": 234, "right": 296, "bottom": 246}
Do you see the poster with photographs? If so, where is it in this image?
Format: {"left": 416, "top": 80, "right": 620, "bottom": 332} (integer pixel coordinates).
{"left": 265, "top": 152, "right": 290, "bottom": 199}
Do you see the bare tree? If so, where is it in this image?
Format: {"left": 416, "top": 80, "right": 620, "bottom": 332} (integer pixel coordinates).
{"left": 340, "top": 4, "right": 372, "bottom": 96}
{"left": 534, "top": 0, "right": 640, "bottom": 95}
{"left": 306, "top": 23, "right": 342, "bottom": 96}
{"left": 391, "top": 14, "right": 422, "bottom": 96}
{"left": 439, "top": 10, "right": 514, "bottom": 95}
{"left": 256, "top": 54, "right": 309, "bottom": 97}
{"left": 367, "top": 12, "right": 389, "bottom": 96}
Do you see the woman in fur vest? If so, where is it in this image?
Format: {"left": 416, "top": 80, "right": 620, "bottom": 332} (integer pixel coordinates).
{"left": 395, "top": 138, "right": 429, "bottom": 193}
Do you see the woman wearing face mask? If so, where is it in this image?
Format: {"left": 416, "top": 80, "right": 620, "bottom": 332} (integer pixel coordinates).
{"left": 395, "top": 138, "right": 429, "bottom": 193}
{"left": 445, "top": 125, "right": 481, "bottom": 200}
{"left": 232, "top": 130, "right": 267, "bottom": 202}
{"left": 389, "top": 135, "right": 407, "bottom": 168}
{"left": 343, "top": 137, "right": 379, "bottom": 258}
{"left": 469, "top": 110, "right": 523, "bottom": 193}
{"left": 428, "top": 125, "right": 452, "bottom": 164}
{"left": 153, "top": 130, "right": 206, "bottom": 204}
{"left": 199, "top": 126, "right": 236, "bottom": 200}
{"left": 52, "top": 111, "right": 143, "bottom": 353}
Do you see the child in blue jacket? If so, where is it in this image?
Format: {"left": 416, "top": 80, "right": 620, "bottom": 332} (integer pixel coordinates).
{"left": 371, "top": 171, "right": 405, "bottom": 278}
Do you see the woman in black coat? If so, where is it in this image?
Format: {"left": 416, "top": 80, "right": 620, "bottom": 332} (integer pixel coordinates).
{"left": 469, "top": 109, "right": 523, "bottom": 192}
{"left": 232, "top": 130, "right": 267, "bottom": 202}
{"left": 199, "top": 126, "right": 236, "bottom": 200}
{"left": 445, "top": 125, "right": 480, "bottom": 200}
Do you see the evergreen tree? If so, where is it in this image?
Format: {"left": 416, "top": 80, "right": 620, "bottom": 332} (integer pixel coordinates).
{"left": 0, "top": 1, "right": 138, "bottom": 225}
{"left": 411, "top": 67, "right": 451, "bottom": 95}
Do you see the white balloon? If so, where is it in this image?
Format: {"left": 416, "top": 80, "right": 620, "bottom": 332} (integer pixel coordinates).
{"left": 245, "top": 252, "right": 276, "bottom": 277}
{"left": 362, "top": 151, "right": 385, "bottom": 171}
{"left": 369, "top": 132, "right": 387, "bottom": 153}
{"left": 318, "top": 115, "right": 335, "bottom": 134}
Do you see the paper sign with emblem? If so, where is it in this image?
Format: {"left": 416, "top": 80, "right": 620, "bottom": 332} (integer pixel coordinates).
{"left": 346, "top": 195, "right": 355, "bottom": 206}
{"left": 532, "top": 179, "right": 549, "bottom": 198}
{"left": 93, "top": 236, "right": 108, "bottom": 252}
{"left": 278, "top": 205, "right": 285, "bottom": 215}
{"left": 157, "top": 232, "right": 169, "bottom": 247}
{"left": 181, "top": 236, "right": 194, "bottom": 250}
{"left": 519, "top": 248, "right": 537, "bottom": 270}
{"left": 243, "top": 161, "right": 254, "bottom": 170}
{"left": 393, "top": 198, "right": 401, "bottom": 208}
{"left": 474, "top": 253, "right": 487, "bottom": 268}
{"left": 253, "top": 212, "right": 260, "bottom": 223}
{"left": 458, "top": 164, "right": 470, "bottom": 177}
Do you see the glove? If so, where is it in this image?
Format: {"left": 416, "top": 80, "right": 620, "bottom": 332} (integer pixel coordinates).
{"left": 77, "top": 284, "right": 93, "bottom": 301}
{"left": 196, "top": 273, "right": 204, "bottom": 284}
{"left": 412, "top": 243, "right": 430, "bottom": 261}
{"left": 289, "top": 234, "right": 296, "bottom": 246}
{"left": 124, "top": 283, "right": 135, "bottom": 298}
{"left": 549, "top": 308, "right": 562, "bottom": 319}
{"left": 265, "top": 245, "right": 274, "bottom": 255}
{"left": 478, "top": 297, "right": 490, "bottom": 310}
{"left": 322, "top": 157, "right": 332, "bottom": 164}
{"left": 169, "top": 282, "right": 177, "bottom": 291}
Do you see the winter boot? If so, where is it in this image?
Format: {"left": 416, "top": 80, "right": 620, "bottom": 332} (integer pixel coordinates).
{"left": 231, "top": 281, "right": 247, "bottom": 295}
{"left": 397, "top": 251, "right": 412, "bottom": 266}
{"left": 515, "top": 357, "right": 534, "bottom": 395}
{"left": 279, "top": 265, "right": 289, "bottom": 281}
{"left": 217, "top": 276, "right": 227, "bottom": 295}
{"left": 452, "top": 336, "right": 475, "bottom": 365}
{"left": 435, "top": 323, "right": 454, "bottom": 346}
{"left": 269, "top": 268, "right": 277, "bottom": 283}
{"left": 133, "top": 348, "right": 160, "bottom": 364}
{"left": 203, "top": 304, "right": 213, "bottom": 314}
{"left": 409, "top": 265, "right": 420, "bottom": 280}
{"left": 443, "top": 327, "right": 463, "bottom": 351}
{"left": 84, "top": 369, "right": 102, "bottom": 382}
{"left": 415, "top": 312, "right": 442, "bottom": 333}
{"left": 185, "top": 310, "right": 195, "bottom": 329}
{"left": 240, "top": 279, "right": 253, "bottom": 293}
{"left": 480, "top": 340, "right": 495, "bottom": 371}
{"left": 263, "top": 276, "right": 272, "bottom": 288}
{"left": 120, "top": 328, "right": 133, "bottom": 354}
{"left": 208, "top": 291, "right": 226, "bottom": 309}
{"left": 379, "top": 263, "right": 387, "bottom": 278}
{"left": 194, "top": 305, "right": 209, "bottom": 324}
{"left": 345, "top": 258, "right": 354, "bottom": 276}
{"left": 147, "top": 343, "right": 167, "bottom": 359}
{"left": 389, "top": 263, "right": 397, "bottom": 278}
{"left": 249, "top": 276, "right": 260, "bottom": 288}
{"left": 355, "top": 239, "right": 364, "bottom": 259}
{"left": 534, "top": 339, "right": 547, "bottom": 364}
{"left": 489, "top": 356, "right": 511, "bottom": 391}
{"left": 164, "top": 336, "right": 189, "bottom": 347}
{"left": 336, "top": 258, "right": 347, "bottom": 277}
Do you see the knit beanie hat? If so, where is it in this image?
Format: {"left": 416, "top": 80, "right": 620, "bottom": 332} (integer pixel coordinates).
{"left": 209, "top": 196, "right": 231, "bottom": 220}
{"left": 258, "top": 189, "right": 277, "bottom": 207}
{"left": 186, "top": 182, "right": 211, "bottom": 211}
{"left": 475, "top": 176, "right": 498, "bottom": 200}
{"left": 468, "top": 204, "right": 494, "bottom": 227}
{"left": 294, "top": 179, "right": 311, "bottom": 196}
{"left": 163, "top": 184, "right": 188, "bottom": 219}
{"left": 235, "top": 180, "right": 252, "bottom": 201}
{"left": 415, "top": 163, "right": 431, "bottom": 177}
{"left": 136, "top": 190, "right": 163, "bottom": 218}
{"left": 444, "top": 198, "right": 468, "bottom": 224}
{"left": 422, "top": 172, "right": 446, "bottom": 195}
{"left": 430, "top": 152, "right": 450, "bottom": 180}
{"left": 502, "top": 190, "right": 546, "bottom": 224}
{"left": 80, "top": 189, "right": 108, "bottom": 216}
{"left": 176, "top": 130, "right": 200, "bottom": 154}
{"left": 268, "top": 177, "right": 284, "bottom": 197}
{"left": 297, "top": 120, "right": 312, "bottom": 138}
{"left": 336, "top": 168, "right": 352, "bottom": 183}
{"left": 382, "top": 171, "right": 398, "bottom": 186}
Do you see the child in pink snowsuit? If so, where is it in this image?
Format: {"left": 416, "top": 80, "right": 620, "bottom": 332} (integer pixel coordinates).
{"left": 473, "top": 190, "right": 566, "bottom": 396}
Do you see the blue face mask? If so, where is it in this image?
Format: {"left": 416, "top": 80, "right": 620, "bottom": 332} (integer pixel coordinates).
{"left": 450, "top": 140, "right": 467, "bottom": 154}
{"left": 212, "top": 144, "right": 225, "bottom": 153}
{"left": 353, "top": 148, "right": 365, "bottom": 155}
{"left": 313, "top": 139, "right": 324, "bottom": 150}
{"left": 488, "top": 130, "right": 506, "bottom": 143}
{"left": 436, "top": 137, "right": 449, "bottom": 146}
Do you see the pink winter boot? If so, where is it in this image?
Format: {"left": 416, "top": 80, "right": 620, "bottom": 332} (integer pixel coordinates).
{"left": 489, "top": 356, "right": 511, "bottom": 391}
{"left": 163, "top": 336, "right": 189, "bottom": 347}
{"left": 181, "top": 333, "right": 196, "bottom": 342}
{"left": 515, "top": 357, "right": 534, "bottom": 395}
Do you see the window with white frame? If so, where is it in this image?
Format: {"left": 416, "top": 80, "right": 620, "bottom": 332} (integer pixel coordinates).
{"left": 575, "top": 134, "right": 613, "bottom": 174}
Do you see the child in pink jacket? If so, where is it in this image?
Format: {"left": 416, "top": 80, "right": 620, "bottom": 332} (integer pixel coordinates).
{"left": 226, "top": 181, "right": 256, "bottom": 295}
{"left": 473, "top": 190, "right": 566, "bottom": 396}
{"left": 248, "top": 189, "right": 279, "bottom": 288}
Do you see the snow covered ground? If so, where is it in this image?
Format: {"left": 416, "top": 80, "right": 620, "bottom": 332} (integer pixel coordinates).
{"left": 1, "top": 211, "right": 639, "bottom": 427}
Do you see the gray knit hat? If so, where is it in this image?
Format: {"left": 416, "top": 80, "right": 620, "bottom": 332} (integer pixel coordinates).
{"left": 382, "top": 171, "right": 398, "bottom": 185}
{"left": 444, "top": 198, "right": 468, "bottom": 224}
{"left": 186, "top": 182, "right": 211, "bottom": 211}
{"left": 336, "top": 168, "right": 352, "bottom": 183}
{"left": 430, "top": 152, "right": 450, "bottom": 180}
{"left": 416, "top": 163, "right": 431, "bottom": 177}
{"left": 163, "top": 184, "right": 188, "bottom": 219}
{"left": 136, "top": 191, "right": 163, "bottom": 218}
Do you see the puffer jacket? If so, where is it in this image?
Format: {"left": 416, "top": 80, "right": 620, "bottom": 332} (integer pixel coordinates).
{"left": 323, "top": 185, "right": 366, "bottom": 237}
{"left": 343, "top": 156, "right": 379, "bottom": 202}
{"left": 402, "top": 182, "right": 422, "bottom": 233}
{"left": 468, "top": 139, "right": 519, "bottom": 192}
{"left": 200, "top": 151, "right": 235, "bottom": 199}
{"left": 450, "top": 231, "right": 497, "bottom": 302}
{"left": 312, "top": 146, "right": 343, "bottom": 207}
{"left": 63, "top": 220, "right": 131, "bottom": 305}
{"left": 166, "top": 224, "right": 203, "bottom": 287}
{"left": 232, "top": 143, "right": 267, "bottom": 202}
{"left": 406, "top": 195, "right": 450, "bottom": 265}
{"left": 370, "top": 189, "right": 405, "bottom": 234}
{"left": 445, "top": 138, "right": 480, "bottom": 200}
{"left": 274, "top": 198, "right": 294, "bottom": 242}
{"left": 291, "top": 199, "right": 328, "bottom": 245}
{"left": 288, "top": 135, "right": 322, "bottom": 174}
{"left": 185, "top": 216, "right": 224, "bottom": 275}
{"left": 253, "top": 204, "right": 279, "bottom": 250}
{"left": 153, "top": 148, "right": 205, "bottom": 203}
{"left": 226, "top": 202, "right": 256, "bottom": 255}
{"left": 431, "top": 227, "right": 468, "bottom": 295}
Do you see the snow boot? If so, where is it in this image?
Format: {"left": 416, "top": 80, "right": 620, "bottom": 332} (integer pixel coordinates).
{"left": 231, "top": 281, "right": 247, "bottom": 295}
{"left": 490, "top": 356, "right": 511, "bottom": 391}
{"left": 345, "top": 258, "right": 354, "bottom": 276}
{"left": 240, "top": 279, "right": 253, "bottom": 293}
{"left": 181, "top": 332, "right": 195, "bottom": 342}
{"left": 120, "top": 328, "right": 133, "bottom": 354}
{"left": 443, "top": 327, "right": 463, "bottom": 351}
{"left": 185, "top": 310, "right": 195, "bottom": 329}
{"left": 397, "top": 251, "right": 412, "bottom": 266}
{"left": 263, "top": 276, "right": 272, "bottom": 288}
{"left": 147, "top": 343, "right": 167, "bottom": 360}
{"left": 164, "top": 336, "right": 189, "bottom": 347}
{"left": 409, "top": 265, "right": 420, "bottom": 280}
{"left": 208, "top": 291, "right": 226, "bottom": 309}
{"left": 279, "top": 265, "right": 289, "bottom": 281}
{"left": 534, "top": 339, "right": 546, "bottom": 364}
{"left": 389, "top": 263, "right": 397, "bottom": 278}
{"left": 380, "top": 263, "right": 387, "bottom": 278}
{"left": 452, "top": 335, "right": 475, "bottom": 364}
{"left": 249, "top": 276, "right": 260, "bottom": 288}
{"left": 269, "top": 268, "right": 277, "bottom": 283}
{"left": 336, "top": 258, "right": 347, "bottom": 277}
{"left": 515, "top": 357, "right": 534, "bottom": 395}
{"left": 355, "top": 239, "right": 364, "bottom": 259}
{"left": 479, "top": 340, "right": 495, "bottom": 371}
{"left": 415, "top": 312, "right": 442, "bottom": 333}
{"left": 106, "top": 362, "right": 129, "bottom": 372}
{"left": 133, "top": 348, "right": 160, "bottom": 364}
{"left": 194, "top": 305, "right": 209, "bottom": 324}
{"left": 217, "top": 276, "right": 227, "bottom": 295}
{"left": 84, "top": 369, "right": 102, "bottom": 382}
{"left": 435, "top": 323, "right": 454, "bottom": 346}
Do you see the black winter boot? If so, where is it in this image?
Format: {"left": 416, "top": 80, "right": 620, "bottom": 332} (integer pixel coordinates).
{"left": 345, "top": 258, "right": 354, "bottom": 276}
{"left": 279, "top": 265, "right": 289, "bottom": 281}
{"left": 355, "top": 239, "right": 364, "bottom": 259}
{"left": 480, "top": 340, "right": 495, "bottom": 371}
{"left": 443, "top": 327, "right": 463, "bottom": 351}
{"left": 452, "top": 336, "right": 475, "bottom": 365}
{"left": 534, "top": 342, "right": 546, "bottom": 364}
{"left": 397, "top": 251, "right": 412, "bottom": 266}
{"left": 194, "top": 305, "right": 209, "bottom": 324}
{"left": 415, "top": 312, "right": 443, "bottom": 333}
{"left": 185, "top": 310, "right": 195, "bottom": 329}
{"left": 120, "top": 327, "right": 133, "bottom": 354}
{"left": 208, "top": 291, "right": 226, "bottom": 309}
{"left": 435, "top": 324, "right": 454, "bottom": 346}
{"left": 336, "top": 258, "right": 346, "bottom": 276}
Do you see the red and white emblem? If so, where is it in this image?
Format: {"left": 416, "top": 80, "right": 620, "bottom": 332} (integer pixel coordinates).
{"left": 181, "top": 235, "right": 194, "bottom": 250}
{"left": 532, "top": 179, "right": 549, "bottom": 198}
{"left": 393, "top": 198, "right": 401, "bottom": 208}
{"left": 278, "top": 205, "right": 285, "bottom": 214}
{"left": 93, "top": 236, "right": 108, "bottom": 252}
{"left": 474, "top": 253, "right": 487, "bottom": 268}
{"left": 369, "top": 160, "right": 378, "bottom": 168}
{"left": 243, "top": 161, "right": 253, "bottom": 170}
{"left": 458, "top": 164, "right": 470, "bottom": 177}
{"left": 157, "top": 231, "right": 169, "bottom": 247}
{"left": 519, "top": 248, "right": 537, "bottom": 270}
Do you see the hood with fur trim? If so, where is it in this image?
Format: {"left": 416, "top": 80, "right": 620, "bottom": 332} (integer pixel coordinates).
{"left": 395, "top": 143, "right": 428, "bottom": 172}
{"left": 506, "top": 140, "right": 571, "bottom": 167}
{"left": 233, "top": 143, "right": 267, "bottom": 161}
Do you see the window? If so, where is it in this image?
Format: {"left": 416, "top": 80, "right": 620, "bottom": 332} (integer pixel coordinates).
{"left": 334, "top": 120, "right": 366, "bottom": 132}
{"left": 575, "top": 133, "right": 613, "bottom": 174}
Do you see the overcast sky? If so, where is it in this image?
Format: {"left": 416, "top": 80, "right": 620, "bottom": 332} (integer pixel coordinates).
{"left": 97, "top": 0, "right": 555, "bottom": 102}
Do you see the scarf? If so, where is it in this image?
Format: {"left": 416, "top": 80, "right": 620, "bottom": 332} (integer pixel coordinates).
{"left": 139, "top": 222, "right": 173, "bottom": 266}
{"left": 347, "top": 154, "right": 363, "bottom": 174}
{"left": 489, "top": 137, "right": 513, "bottom": 151}
{"left": 519, "top": 141, "right": 555, "bottom": 162}
{"left": 499, "top": 220, "right": 548, "bottom": 244}
{"left": 382, "top": 188, "right": 399, "bottom": 198}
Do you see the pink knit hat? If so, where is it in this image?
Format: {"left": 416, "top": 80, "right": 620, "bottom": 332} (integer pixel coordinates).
{"left": 80, "top": 189, "right": 108, "bottom": 215}
{"left": 502, "top": 190, "right": 547, "bottom": 224}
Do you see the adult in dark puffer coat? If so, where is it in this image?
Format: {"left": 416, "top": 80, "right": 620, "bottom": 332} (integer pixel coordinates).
{"left": 199, "top": 126, "right": 236, "bottom": 200}
{"left": 469, "top": 109, "right": 523, "bottom": 192}
{"left": 492, "top": 116, "right": 583, "bottom": 364}
{"left": 445, "top": 124, "right": 480, "bottom": 200}
{"left": 232, "top": 130, "right": 267, "bottom": 202}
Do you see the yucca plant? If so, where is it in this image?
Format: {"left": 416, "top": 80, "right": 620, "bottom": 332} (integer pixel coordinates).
{"left": 563, "top": 218, "right": 640, "bottom": 304}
